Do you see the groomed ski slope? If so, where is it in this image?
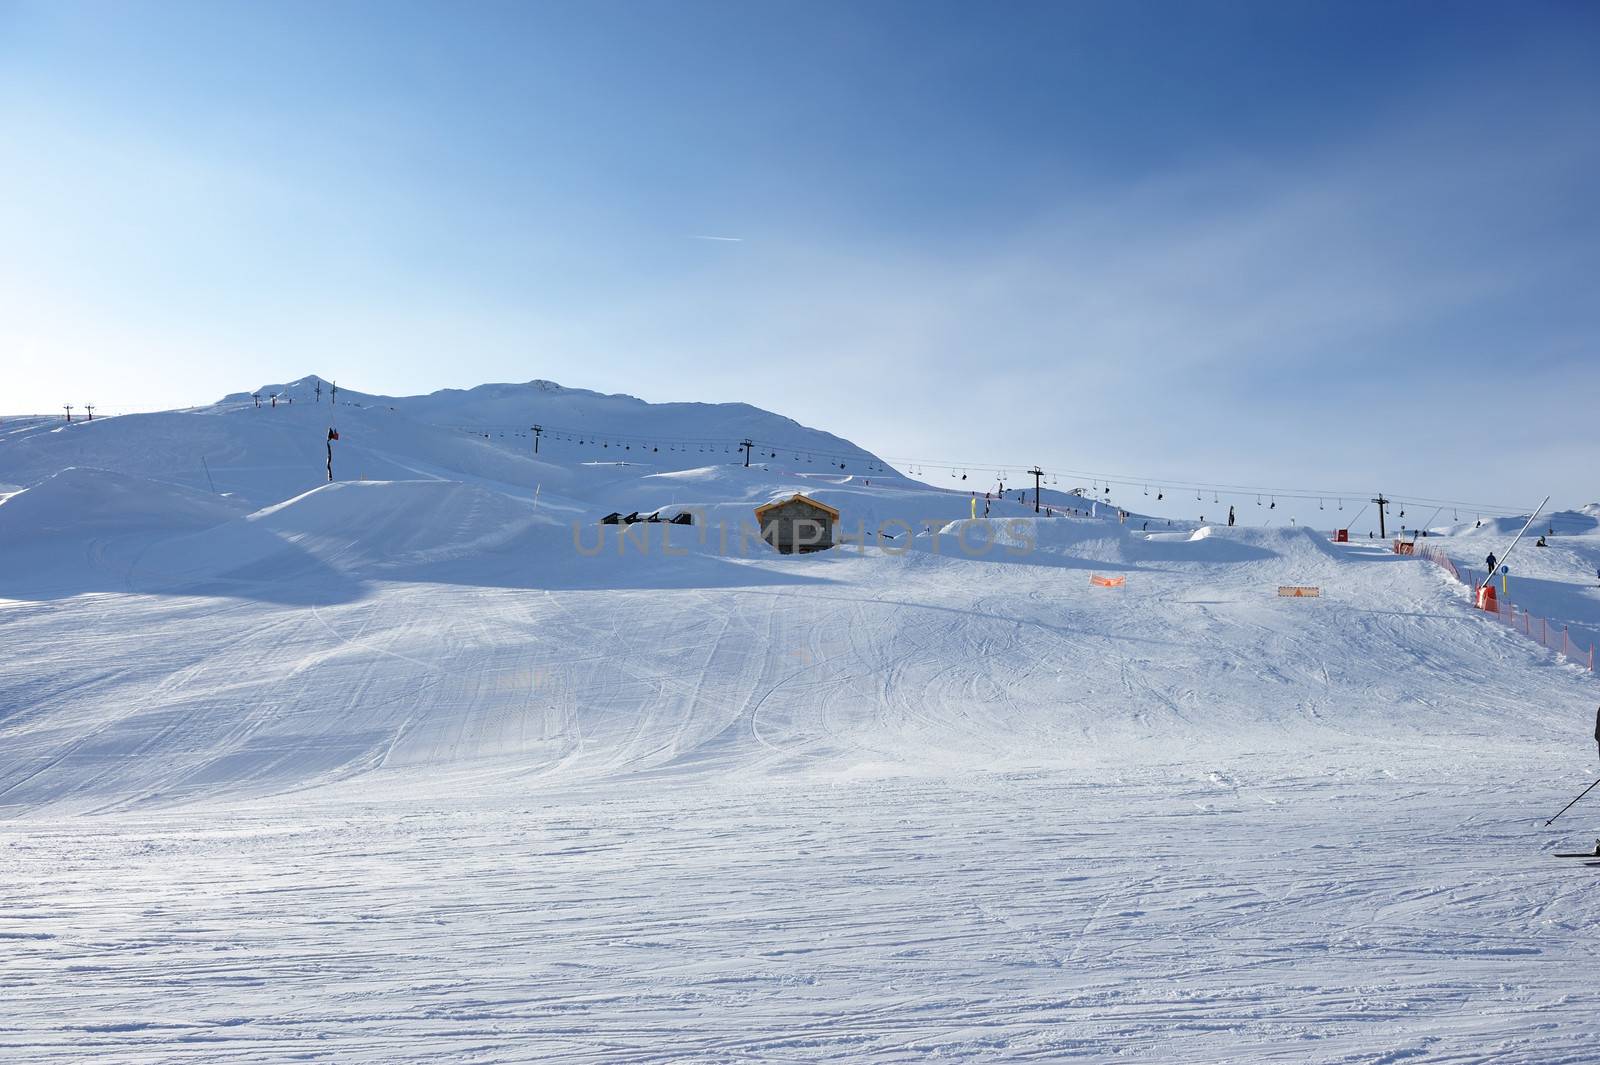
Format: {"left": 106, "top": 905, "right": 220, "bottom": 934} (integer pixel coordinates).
{"left": 3, "top": 384, "right": 1599, "bottom": 1062}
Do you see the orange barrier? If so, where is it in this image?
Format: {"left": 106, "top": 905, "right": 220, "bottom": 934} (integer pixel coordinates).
{"left": 1333, "top": 529, "right": 1349, "bottom": 542}
{"left": 1277, "top": 586, "right": 1321, "bottom": 597}
{"left": 1392, "top": 539, "right": 1415, "bottom": 555}
{"left": 1089, "top": 574, "right": 1125, "bottom": 587}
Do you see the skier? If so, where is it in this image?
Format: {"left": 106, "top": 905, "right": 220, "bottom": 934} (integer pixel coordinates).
{"left": 326, "top": 426, "right": 339, "bottom": 481}
{"left": 1536, "top": 535, "right": 1547, "bottom": 547}
{"left": 1594, "top": 706, "right": 1599, "bottom": 764}
{"left": 1228, "top": 505, "right": 1235, "bottom": 527}
{"left": 1486, "top": 551, "right": 1497, "bottom": 574}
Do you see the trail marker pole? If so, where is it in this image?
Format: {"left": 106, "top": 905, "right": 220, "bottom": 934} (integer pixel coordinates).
{"left": 1546, "top": 776, "right": 1600, "bottom": 826}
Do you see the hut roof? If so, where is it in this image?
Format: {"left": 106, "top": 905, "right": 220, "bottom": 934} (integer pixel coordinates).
{"left": 754, "top": 493, "right": 840, "bottom": 521}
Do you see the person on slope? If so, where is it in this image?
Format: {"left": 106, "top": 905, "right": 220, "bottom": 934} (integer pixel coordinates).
{"left": 1486, "top": 552, "right": 1497, "bottom": 575}
{"left": 1593, "top": 706, "right": 1599, "bottom": 764}
{"left": 1535, "top": 535, "right": 1547, "bottom": 547}
{"left": 1228, "top": 505, "right": 1235, "bottom": 527}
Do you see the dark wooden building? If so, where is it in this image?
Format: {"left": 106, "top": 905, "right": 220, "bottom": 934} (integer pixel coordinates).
{"left": 754, "top": 493, "right": 839, "bottom": 554}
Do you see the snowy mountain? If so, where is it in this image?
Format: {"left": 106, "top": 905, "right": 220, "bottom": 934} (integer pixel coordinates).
{"left": 4, "top": 377, "right": 1600, "bottom": 1062}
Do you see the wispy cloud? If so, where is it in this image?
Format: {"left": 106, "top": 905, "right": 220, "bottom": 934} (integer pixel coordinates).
{"left": 690, "top": 235, "right": 743, "bottom": 242}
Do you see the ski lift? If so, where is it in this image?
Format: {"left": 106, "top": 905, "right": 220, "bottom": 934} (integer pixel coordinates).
{"left": 1269, "top": 496, "right": 1276, "bottom": 510}
{"left": 1338, "top": 499, "right": 1343, "bottom": 510}
{"left": 1213, "top": 491, "right": 1220, "bottom": 504}
{"left": 1398, "top": 503, "right": 1405, "bottom": 518}
{"left": 1196, "top": 489, "right": 1202, "bottom": 501}
{"left": 1157, "top": 489, "right": 1163, "bottom": 500}
{"left": 1256, "top": 493, "right": 1262, "bottom": 506}
{"left": 1319, "top": 498, "right": 1324, "bottom": 510}
{"left": 1143, "top": 484, "right": 1149, "bottom": 496}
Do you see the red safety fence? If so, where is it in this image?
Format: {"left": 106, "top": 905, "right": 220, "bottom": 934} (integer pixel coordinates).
{"left": 1417, "top": 544, "right": 1596, "bottom": 672}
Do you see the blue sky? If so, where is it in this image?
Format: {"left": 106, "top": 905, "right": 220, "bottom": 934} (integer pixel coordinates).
{"left": 4, "top": 1, "right": 1598, "bottom": 510}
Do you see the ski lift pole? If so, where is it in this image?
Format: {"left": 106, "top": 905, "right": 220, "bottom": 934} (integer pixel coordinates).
{"left": 1479, "top": 496, "right": 1549, "bottom": 591}
{"left": 1545, "top": 776, "right": 1600, "bottom": 826}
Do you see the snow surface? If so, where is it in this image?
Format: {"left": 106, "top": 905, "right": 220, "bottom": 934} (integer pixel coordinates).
{"left": 3, "top": 380, "right": 1600, "bottom": 1062}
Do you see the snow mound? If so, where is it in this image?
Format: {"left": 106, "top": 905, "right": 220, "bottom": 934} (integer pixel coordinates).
{"left": 0, "top": 467, "right": 239, "bottom": 546}
{"left": 136, "top": 480, "right": 548, "bottom": 588}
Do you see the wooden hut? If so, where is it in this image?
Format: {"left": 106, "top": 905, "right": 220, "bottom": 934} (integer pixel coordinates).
{"left": 754, "top": 494, "right": 839, "bottom": 554}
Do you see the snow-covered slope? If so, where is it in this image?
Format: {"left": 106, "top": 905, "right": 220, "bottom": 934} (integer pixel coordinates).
{"left": 3, "top": 381, "right": 1599, "bottom": 1063}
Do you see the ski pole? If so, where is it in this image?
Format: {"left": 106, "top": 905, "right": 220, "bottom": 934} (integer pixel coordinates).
{"left": 1545, "top": 776, "right": 1600, "bottom": 826}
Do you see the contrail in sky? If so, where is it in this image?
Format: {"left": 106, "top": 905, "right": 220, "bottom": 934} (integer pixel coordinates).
{"left": 690, "top": 235, "right": 744, "bottom": 242}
